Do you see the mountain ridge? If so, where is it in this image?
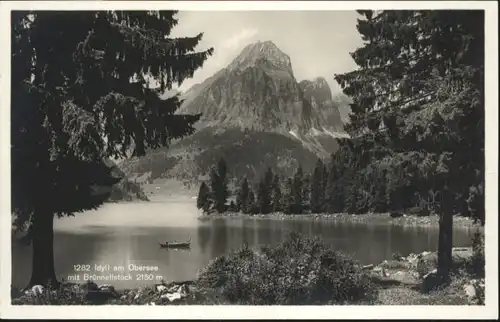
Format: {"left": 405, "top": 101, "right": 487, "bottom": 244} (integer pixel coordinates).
{"left": 120, "top": 40, "right": 351, "bottom": 184}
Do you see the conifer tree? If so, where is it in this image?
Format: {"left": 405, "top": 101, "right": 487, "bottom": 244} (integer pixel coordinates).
{"left": 11, "top": 11, "right": 213, "bottom": 287}
{"left": 256, "top": 181, "right": 265, "bottom": 213}
{"left": 324, "top": 159, "right": 336, "bottom": 213}
{"left": 209, "top": 157, "right": 229, "bottom": 213}
{"left": 321, "top": 162, "right": 328, "bottom": 210}
{"left": 229, "top": 200, "right": 237, "bottom": 212}
{"left": 372, "top": 169, "right": 389, "bottom": 213}
{"left": 256, "top": 167, "right": 274, "bottom": 214}
{"left": 283, "top": 178, "right": 294, "bottom": 215}
{"left": 291, "top": 165, "right": 304, "bottom": 214}
{"left": 246, "top": 189, "right": 256, "bottom": 215}
{"left": 333, "top": 179, "right": 346, "bottom": 213}
{"left": 197, "top": 182, "right": 211, "bottom": 212}
{"left": 236, "top": 177, "right": 250, "bottom": 212}
{"left": 335, "top": 10, "right": 484, "bottom": 281}
{"left": 344, "top": 171, "right": 358, "bottom": 214}
{"left": 271, "top": 174, "right": 282, "bottom": 213}
{"left": 302, "top": 173, "right": 311, "bottom": 212}
{"left": 310, "top": 159, "right": 326, "bottom": 213}
{"left": 208, "top": 168, "right": 218, "bottom": 211}
{"left": 325, "top": 152, "right": 346, "bottom": 213}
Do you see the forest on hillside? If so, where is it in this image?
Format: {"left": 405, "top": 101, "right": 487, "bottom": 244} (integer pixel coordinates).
{"left": 196, "top": 141, "right": 474, "bottom": 219}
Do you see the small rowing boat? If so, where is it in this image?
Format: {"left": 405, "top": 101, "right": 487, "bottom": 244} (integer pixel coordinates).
{"left": 159, "top": 238, "right": 191, "bottom": 249}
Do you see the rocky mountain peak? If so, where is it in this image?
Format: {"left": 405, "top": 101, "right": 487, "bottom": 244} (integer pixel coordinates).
{"left": 312, "top": 77, "right": 329, "bottom": 89}
{"left": 120, "top": 41, "right": 351, "bottom": 183}
{"left": 227, "top": 40, "right": 292, "bottom": 74}
{"left": 299, "top": 77, "right": 333, "bottom": 103}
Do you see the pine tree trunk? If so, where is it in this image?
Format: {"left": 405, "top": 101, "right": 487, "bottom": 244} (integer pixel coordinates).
{"left": 28, "top": 210, "right": 58, "bottom": 288}
{"left": 437, "top": 209, "right": 453, "bottom": 283}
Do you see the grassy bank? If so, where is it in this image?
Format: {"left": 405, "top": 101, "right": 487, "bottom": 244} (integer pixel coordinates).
{"left": 11, "top": 232, "right": 485, "bottom": 306}
{"left": 369, "top": 246, "right": 484, "bottom": 305}
{"left": 199, "top": 212, "right": 482, "bottom": 230}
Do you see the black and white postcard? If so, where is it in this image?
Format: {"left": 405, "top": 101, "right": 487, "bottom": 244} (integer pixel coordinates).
{"left": 0, "top": 1, "right": 498, "bottom": 320}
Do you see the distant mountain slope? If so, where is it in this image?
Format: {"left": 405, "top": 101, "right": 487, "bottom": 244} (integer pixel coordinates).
{"left": 121, "top": 127, "right": 320, "bottom": 184}
{"left": 120, "top": 41, "right": 350, "bottom": 183}
{"left": 103, "top": 159, "right": 149, "bottom": 202}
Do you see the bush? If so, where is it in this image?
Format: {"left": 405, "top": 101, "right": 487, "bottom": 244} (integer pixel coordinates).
{"left": 407, "top": 206, "right": 430, "bottom": 217}
{"left": 392, "top": 252, "right": 403, "bottom": 261}
{"left": 390, "top": 211, "right": 404, "bottom": 218}
{"left": 415, "top": 255, "right": 432, "bottom": 279}
{"left": 469, "top": 230, "right": 485, "bottom": 278}
{"left": 196, "top": 232, "right": 375, "bottom": 305}
{"left": 11, "top": 281, "right": 88, "bottom": 305}
{"left": 406, "top": 206, "right": 420, "bottom": 215}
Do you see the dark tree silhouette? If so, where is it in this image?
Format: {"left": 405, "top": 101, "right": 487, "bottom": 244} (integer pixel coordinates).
{"left": 11, "top": 11, "right": 213, "bottom": 287}
{"left": 209, "top": 157, "right": 229, "bottom": 213}
{"left": 291, "top": 166, "right": 304, "bottom": 214}
{"left": 197, "top": 182, "right": 211, "bottom": 213}
{"left": 236, "top": 177, "right": 250, "bottom": 212}
{"left": 335, "top": 10, "right": 484, "bottom": 282}
{"left": 271, "top": 174, "right": 282, "bottom": 213}
{"left": 310, "top": 159, "right": 326, "bottom": 213}
{"left": 256, "top": 167, "right": 274, "bottom": 214}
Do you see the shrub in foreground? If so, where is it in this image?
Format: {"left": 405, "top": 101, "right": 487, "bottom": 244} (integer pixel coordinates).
{"left": 196, "top": 232, "right": 375, "bottom": 305}
{"left": 469, "top": 230, "right": 485, "bottom": 278}
{"left": 11, "top": 282, "right": 88, "bottom": 305}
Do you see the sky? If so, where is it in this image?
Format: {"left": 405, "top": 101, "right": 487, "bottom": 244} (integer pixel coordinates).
{"left": 169, "top": 11, "right": 364, "bottom": 94}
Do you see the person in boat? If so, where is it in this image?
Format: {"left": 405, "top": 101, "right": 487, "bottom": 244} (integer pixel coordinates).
{"left": 163, "top": 238, "right": 191, "bottom": 246}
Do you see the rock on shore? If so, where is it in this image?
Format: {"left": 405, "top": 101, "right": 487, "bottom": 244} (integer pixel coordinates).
{"left": 199, "top": 212, "right": 482, "bottom": 230}
{"left": 365, "top": 247, "right": 484, "bottom": 305}
{"left": 13, "top": 248, "right": 483, "bottom": 306}
{"left": 13, "top": 280, "right": 197, "bottom": 305}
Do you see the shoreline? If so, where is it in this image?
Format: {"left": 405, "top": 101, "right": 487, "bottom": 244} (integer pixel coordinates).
{"left": 12, "top": 246, "right": 483, "bottom": 306}
{"left": 198, "top": 212, "right": 483, "bottom": 230}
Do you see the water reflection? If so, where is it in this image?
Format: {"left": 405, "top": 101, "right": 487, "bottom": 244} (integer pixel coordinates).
{"left": 197, "top": 224, "right": 211, "bottom": 253}
{"left": 210, "top": 219, "right": 229, "bottom": 258}
{"left": 241, "top": 220, "right": 254, "bottom": 245}
{"left": 11, "top": 201, "right": 478, "bottom": 289}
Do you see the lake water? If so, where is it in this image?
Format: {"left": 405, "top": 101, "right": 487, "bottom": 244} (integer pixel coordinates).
{"left": 11, "top": 196, "right": 478, "bottom": 289}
